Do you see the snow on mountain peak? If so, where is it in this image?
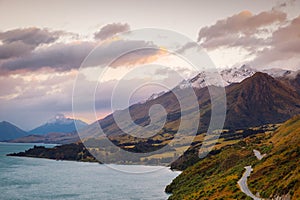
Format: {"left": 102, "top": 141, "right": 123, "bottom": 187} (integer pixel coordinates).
{"left": 178, "top": 65, "right": 256, "bottom": 89}
{"left": 145, "top": 65, "right": 298, "bottom": 102}
{"left": 220, "top": 65, "right": 256, "bottom": 85}
{"left": 47, "top": 114, "right": 73, "bottom": 125}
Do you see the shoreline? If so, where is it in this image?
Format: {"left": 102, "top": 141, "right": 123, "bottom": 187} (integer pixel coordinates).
{"left": 5, "top": 142, "right": 182, "bottom": 173}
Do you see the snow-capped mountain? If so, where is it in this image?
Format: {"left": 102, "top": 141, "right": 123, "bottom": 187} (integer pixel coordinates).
{"left": 29, "top": 114, "right": 88, "bottom": 135}
{"left": 178, "top": 65, "right": 298, "bottom": 89}
{"left": 146, "top": 65, "right": 298, "bottom": 102}
{"left": 220, "top": 65, "right": 256, "bottom": 85}
{"left": 178, "top": 65, "right": 256, "bottom": 89}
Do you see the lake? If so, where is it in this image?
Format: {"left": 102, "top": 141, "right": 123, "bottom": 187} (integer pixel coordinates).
{"left": 0, "top": 143, "right": 180, "bottom": 200}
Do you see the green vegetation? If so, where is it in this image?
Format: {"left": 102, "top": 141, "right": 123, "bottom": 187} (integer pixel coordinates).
{"left": 166, "top": 115, "right": 300, "bottom": 199}
{"left": 7, "top": 143, "right": 98, "bottom": 162}
{"left": 166, "top": 140, "right": 257, "bottom": 199}
{"left": 249, "top": 115, "right": 300, "bottom": 199}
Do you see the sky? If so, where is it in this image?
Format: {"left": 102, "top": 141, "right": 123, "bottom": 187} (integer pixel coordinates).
{"left": 0, "top": 0, "right": 299, "bottom": 130}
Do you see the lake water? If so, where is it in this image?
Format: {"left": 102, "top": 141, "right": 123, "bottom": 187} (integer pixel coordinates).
{"left": 0, "top": 143, "right": 180, "bottom": 200}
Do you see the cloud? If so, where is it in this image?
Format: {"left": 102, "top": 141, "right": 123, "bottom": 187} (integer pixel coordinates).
{"left": 0, "top": 71, "right": 77, "bottom": 129}
{"left": 197, "top": 10, "right": 287, "bottom": 50}
{"left": 0, "top": 41, "right": 95, "bottom": 74}
{"left": 0, "top": 38, "right": 163, "bottom": 74}
{"left": 0, "top": 27, "right": 61, "bottom": 46}
{"left": 94, "top": 23, "right": 130, "bottom": 40}
{"left": 175, "top": 42, "right": 199, "bottom": 54}
{"left": 109, "top": 46, "right": 166, "bottom": 68}
{"left": 0, "top": 27, "right": 62, "bottom": 60}
{"left": 0, "top": 41, "right": 35, "bottom": 59}
{"left": 0, "top": 67, "right": 180, "bottom": 129}
{"left": 197, "top": 8, "right": 300, "bottom": 69}
{"left": 273, "top": 0, "right": 296, "bottom": 9}
{"left": 249, "top": 15, "right": 300, "bottom": 68}
{"left": 0, "top": 24, "right": 168, "bottom": 75}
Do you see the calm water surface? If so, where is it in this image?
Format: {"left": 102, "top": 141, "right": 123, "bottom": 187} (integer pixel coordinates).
{"left": 0, "top": 143, "right": 180, "bottom": 200}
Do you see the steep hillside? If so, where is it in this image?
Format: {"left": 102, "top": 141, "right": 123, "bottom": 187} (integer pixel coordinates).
{"left": 81, "top": 72, "right": 300, "bottom": 140}
{"left": 224, "top": 72, "right": 300, "bottom": 129}
{"left": 248, "top": 115, "right": 300, "bottom": 199}
{"left": 279, "top": 72, "right": 300, "bottom": 95}
{"left": 165, "top": 116, "right": 300, "bottom": 200}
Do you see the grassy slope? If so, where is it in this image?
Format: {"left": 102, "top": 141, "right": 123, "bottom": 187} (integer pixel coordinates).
{"left": 166, "top": 116, "right": 300, "bottom": 199}
{"left": 249, "top": 115, "right": 300, "bottom": 199}
{"left": 166, "top": 141, "right": 257, "bottom": 200}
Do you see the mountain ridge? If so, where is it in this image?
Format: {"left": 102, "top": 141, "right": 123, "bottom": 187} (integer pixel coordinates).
{"left": 223, "top": 72, "right": 300, "bottom": 129}
{"left": 29, "top": 114, "right": 88, "bottom": 135}
{"left": 0, "top": 121, "right": 28, "bottom": 141}
{"left": 79, "top": 71, "right": 300, "bottom": 140}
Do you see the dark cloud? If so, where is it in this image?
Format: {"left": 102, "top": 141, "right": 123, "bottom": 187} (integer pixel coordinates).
{"left": 0, "top": 25, "right": 163, "bottom": 74}
{"left": 0, "top": 27, "right": 62, "bottom": 60}
{"left": 0, "top": 39, "right": 160, "bottom": 74}
{"left": 0, "top": 41, "right": 95, "bottom": 73}
{"left": 94, "top": 23, "right": 130, "bottom": 40}
{"left": 0, "top": 27, "right": 61, "bottom": 46}
{"left": 0, "top": 41, "right": 34, "bottom": 59}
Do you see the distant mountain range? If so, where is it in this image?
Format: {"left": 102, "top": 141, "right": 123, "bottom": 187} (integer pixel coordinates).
{"left": 0, "top": 114, "right": 88, "bottom": 142}
{"left": 29, "top": 114, "right": 88, "bottom": 135}
{"left": 0, "top": 121, "right": 28, "bottom": 141}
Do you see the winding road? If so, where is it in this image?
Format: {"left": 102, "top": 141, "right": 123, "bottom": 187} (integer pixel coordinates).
{"left": 253, "top": 149, "right": 266, "bottom": 160}
{"left": 237, "top": 149, "right": 266, "bottom": 200}
{"left": 238, "top": 166, "right": 261, "bottom": 200}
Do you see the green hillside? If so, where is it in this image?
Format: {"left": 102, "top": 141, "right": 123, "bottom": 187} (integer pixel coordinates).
{"left": 248, "top": 115, "right": 300, "bottom": 199}
{"left": 166, "top": 115, "right": 300, "bottom": 199}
